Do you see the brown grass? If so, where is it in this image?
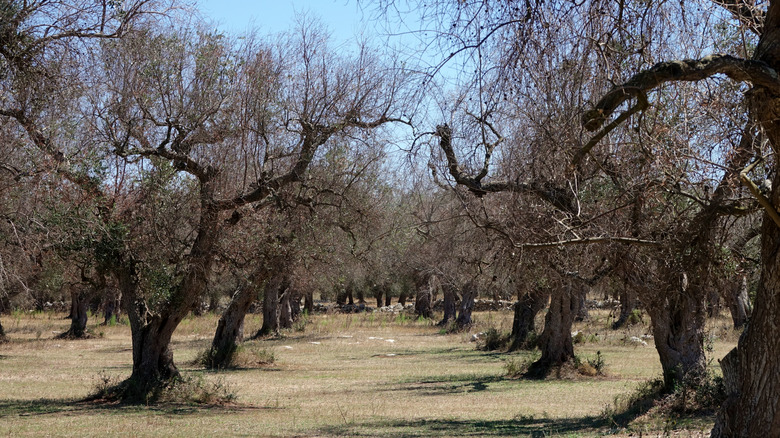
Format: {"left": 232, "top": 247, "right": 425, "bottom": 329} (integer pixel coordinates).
{"left": 0, "top": 308, "right": 734, "bottom": 437}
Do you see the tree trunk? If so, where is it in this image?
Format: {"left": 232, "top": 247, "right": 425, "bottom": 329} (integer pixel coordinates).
{"left": 706, "top": 289, "right": 721, "bottom": 318}
{"left": 509, "top": 288, "right": 549, "bottom": 351}
{"left": 712, "top": 171, "right": 780, "bottom": 436}
{"left": 612, "top": 286, "right": 637, "bottom": 329}
{"left": 527, "top": 282, "right": 578, "bottom": 377}
{"left": 103, "top": 287, "right": 121, "bottom": 325}
{"left": 205, "top": 284, "right": 255, "bottom": 369}
{"left": 438, "top": 283, "right": 458, "bottom": 326}
{"left": 374, "top": 284, "right": 383, "bottom": 308}
{"left": 290, "top": 291, "right": 301, "bottom": 321}
{"left": 574, "top": 288, "right": 589, "bottom": 322}
{"left": 346, "top": 283, "right": 354, "bottom": 305}
{"left": 384, "top": 288, "right": 392, "bottom": 307}
{"left": 0, "top": 317, "right": 6, "bottom": 343}
{"left": 455, "top": 281, "right": 478, "bottom": 329}
{"left": 336, "top": 285, "right": 347, "bottom": 305}
{"left": 304, "top": 290, "right": 313, "bottom": 314}
{"left": 645, "top": 273, "right": 707, "bottom": 391}
{"left": 279, "top": 285, "right": 293, "bottom": 329}
{"left": 726, "top": 274, "right": 751, "bottom": 329}
{"left": 414, "top": 274, "right": 436, "bottom": 319}
{"left": 415, "top": 286, "right": 432, "bottom": 318}
{"left": 255, "top": 276, "right": 281, "bottom": 337}
{"left": 60, "top": 289, "right": 89, "bottom": 338}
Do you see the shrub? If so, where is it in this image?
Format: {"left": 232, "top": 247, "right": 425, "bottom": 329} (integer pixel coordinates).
{"left": 627, "top": 309, "right": 643, "bottom": 325}
{"left": 575, "top": 351, "right": 606, "bottom": 376}
{"left": 480, "top": 327, "right": 510, "bottom": 351}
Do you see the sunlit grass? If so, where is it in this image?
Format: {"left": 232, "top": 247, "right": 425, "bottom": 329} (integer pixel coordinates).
{"left": 0, "top": 308, "right": 733, "bottom": 437}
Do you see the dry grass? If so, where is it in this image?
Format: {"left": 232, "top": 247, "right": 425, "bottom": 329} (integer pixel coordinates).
{"left": 0, "top": 308, "right": 734, "bottom": 437}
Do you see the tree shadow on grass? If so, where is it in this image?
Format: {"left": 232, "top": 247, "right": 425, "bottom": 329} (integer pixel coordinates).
{"left": 0, "top": 397, "right": 268, "bottom": 418}
{"left": 318, "top": 416, "right": 606, "bottom": 437}
{"left": 386, "top": 374, "right": 508, "bottom": 396}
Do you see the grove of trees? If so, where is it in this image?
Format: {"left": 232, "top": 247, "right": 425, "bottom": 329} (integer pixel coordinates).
{"left": 1, "top": 0, "right": 779, "bottom": 435}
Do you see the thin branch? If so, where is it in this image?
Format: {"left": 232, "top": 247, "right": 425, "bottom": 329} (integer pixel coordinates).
{"left": 435, "top": 124, "right": 579, "bottom": 216}
{"left": 739, "top": 158, "right": 780, "bottom": 228}
{"left": 515, "top": 236, "right": 660, "bottom": 249}
{"left": 573, "top": 93, "right": 647, "bottom": 167}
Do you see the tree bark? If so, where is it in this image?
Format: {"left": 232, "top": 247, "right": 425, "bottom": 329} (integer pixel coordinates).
{"left": 713, "top": 172, "right": 780, "bottom": 436}
{"left": 612, "top": 286, "right": 637, "bottom": 329}
{"left": 255, "top": 275, "right": 283, "bottom": 337}
{"left": 726, "top": 274, "right": 751, "bottom": 329}
{"left": 0, "top": 317, "right": 6, "bottom": 343}
{"left": 574, "top": 288, "right": 589, "bottom": 322}
{"left": 205, "top": 284, "right": 255, "bottom": 369}
{"left": 509, "top": 287, "right": 549, "bottom": 351}
{"left": 60, "top": 289, "right": 90, "bottom": 338}
{"left": 415, "top": 275, "right": 435, "bottom": 319}
{"left": 645, "top": 278, "right": 707, "bottom": 390}
{"left": 102, "top": 287, "right": 121, "bottom": 325}
{"left": 455, "top": 281, "right": 478, "bottom": 329}
{"left": 304, "top": 290, "right": 313, "bottom": 314}
{"left": 527, "top": 282, "right": 578, "bottom": 377}
{"left": 374, "top": 284, "right": 383, "bottom": 308}
{"left": 279, "top": 285, "right": 293, "bottom": 329}
{"left": 384, "top": 287, "right": 392, "bottom": 306}
{"left": 438, "top": 283, "right": 458, "bottom": 326}
{"left": 346, "top": 282, "right": 354, "bottom": 306}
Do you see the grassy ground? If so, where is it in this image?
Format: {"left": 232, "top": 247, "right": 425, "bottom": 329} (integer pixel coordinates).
{"left": 0, "top": 308, "right": 737, "bottom": 437}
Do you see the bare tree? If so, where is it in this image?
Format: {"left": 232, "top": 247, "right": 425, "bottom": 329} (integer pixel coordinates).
{"left": 1, "top": 3, "right": 409, "bottom": 399}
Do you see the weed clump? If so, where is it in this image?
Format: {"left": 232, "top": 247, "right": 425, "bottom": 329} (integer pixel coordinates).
{"left": 196, "top": 344, "right": 275, "bottom": 370}
{"left": 575, "top": 351, "right": 606, "bottom": 376}
{"left": 88, "top": 372, "right": 238, "bottom": 405}
{"left": 479, "top": 327, "right": 510, "bottom": 351}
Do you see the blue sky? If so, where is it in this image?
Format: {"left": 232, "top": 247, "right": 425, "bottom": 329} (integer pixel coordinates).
{"left": 197, "top": 0, "right": 375, "bottom": 45}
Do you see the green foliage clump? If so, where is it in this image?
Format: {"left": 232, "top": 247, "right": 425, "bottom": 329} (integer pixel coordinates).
{"left": 627, "top": 309, "right": 643, "bottom": 326}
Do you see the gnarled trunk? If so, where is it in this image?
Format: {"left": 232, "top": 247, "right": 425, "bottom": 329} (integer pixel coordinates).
{"left": 612, "top": 287, "right": 637, "bottom": 329}
{"left": 455, "top": 281, "right": 478, "bottom": 329}
{"left": 509, "top": 287, "right": 549, "bottom": 351}
{"left": 438, "top": 283, "right": 457, "bottom": 326}
{"left": 646, "top": 284, "right": 707, "bottom": 390}
{"left": 255, "top": 276, "right": 282, "bottom": 337}
{"left": 113, "top": 200, "right": 219, "bottom": 401}
{"left": 713, "top": 171, "right": 780, "bottom": 436}
{"left": 206, "top": 284, "right": 255, "bottom": 369}
{"left": 61, "top": 289, "right": 89, "bottom": 338}
{"left": 527, "top": 282, "right": 579, "bottom": 377}
{"left": 279, "top": 286, "right": 293, "bottom": 329}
